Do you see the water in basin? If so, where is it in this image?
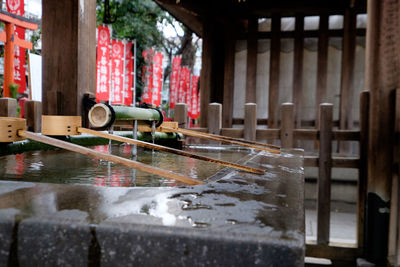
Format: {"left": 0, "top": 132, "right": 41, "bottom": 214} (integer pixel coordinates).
{"left": 0, "top": 144, "right": 253, "bottom": 187}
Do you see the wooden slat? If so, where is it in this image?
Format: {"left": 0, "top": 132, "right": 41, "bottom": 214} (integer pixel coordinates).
{"left": 221, "top": 128, "right": 243, "bottom": 138}
{"left": 208, "top": 103, "right": 222, "bottom": 135}
{"left": 175, "top": 103, "right": 187, "bottom": 129}
{"left": 317, "top": 103, "right": 333, "bottom": 245}
{"left": 236, "top": 28, "right": 367, "bottom": 39}
{"left": 245, "top": 18, "right": 258, "bottom": 103}
{"left": 306, "top": 243, "right": 361, "bottom": 262}
{"left": 268, "top": 14, "right": 281, "bottom": 129}
{"left": 244, "top": 103, "right": 257, "bottom": 141}
{"left": 332, "top": 130, "right": 360, "bottom": 141}
{"left": 25, "top": 100, "right": 42, "bottom": 133}
{"left": 222, "top": 23, "right": 235, "bottom": 128}
{"left": 0, "top": 98, "right": 17, "bottom": 117}
{"left": 189, "top": 127, "right": 208, "bottom": 133}
{"left": 256, "top": 129, "right": 280, "bottom": 140}
{"left": 19, "top": 130, "right": 203, "bottom": 186}
{"left": 292, "top": 14, "right": 304, "bottom": 129}
{"left": 294, "top": 129, "right": 318, "bottom": 140}
{"left": 339, "top": 7, "right": 357, "bottom": 153}
{"left": 281, "top": 103, "right": 294, "bottom": 148}
{"left": 315, "top": 14, "right": 329, "bottom": 129}
{"left": 304, "top": 156, "right": 360, "bottom": 168}
{"left": 332, "top": 157, "right": 359, "bottom": 168}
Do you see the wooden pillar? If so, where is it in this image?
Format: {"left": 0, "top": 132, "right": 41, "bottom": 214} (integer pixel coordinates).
{"left": 222, "top": 23, "right": 235, "bottom": 128}
{"left": 317, "top": 103, "right": 333, "bottom": 245}
{"left": 175, "top": 103, "right": 187, "bottom": 129}
{"left": 364, "top": 0, "right": 398, "bottom": 264}
{"left": 315, "top": 14, "right": 329, "bottom": 128}
{"left": 42, "top": 0, "right": 96, "bottom": 116}
{"left": 339, "top": 7, "right": 357, "bottom": 153}
{"left": 0, "top": 98, "right": 17, "bottom": 117}
{"left": 200, "top": 21, "right": 213, "bottom": 127}
{"left": 244, "top": 103, "right": 257, "bottom": 141}
{"left": 268, "top": 15, "right": 281, "bottom": 129}
{"left": 25, "top": 100, "right": 42, "bottom": 132}
{"left": 292, "top": 14, "right": 304, "bottom": 129}
{"left": 246, "top": 18, "right": 258, "bottom": 103}
{"left": 208, "top": 103, "right": 222, "bottom": 135}
{"left": 281, "top": 103, "right": 294, "bottom": 149}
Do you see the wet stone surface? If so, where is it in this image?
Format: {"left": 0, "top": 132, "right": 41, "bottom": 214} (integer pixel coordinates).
{"left": 0, "top": 147, "right": 304, "bottom": 266}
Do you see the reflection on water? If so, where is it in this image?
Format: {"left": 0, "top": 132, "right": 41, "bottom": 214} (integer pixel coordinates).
{"left": 0, "top": 144, "right": 250, "bottom": 187}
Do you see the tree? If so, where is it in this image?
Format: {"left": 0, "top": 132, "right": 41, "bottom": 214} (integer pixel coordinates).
{"left": 96, "top": 0, "right": 200, "bottom": 103}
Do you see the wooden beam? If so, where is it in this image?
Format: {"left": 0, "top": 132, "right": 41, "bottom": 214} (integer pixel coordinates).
{"left": 245, "top": 18, "right": 258, "bottom": 103}
{"left": 268, "top": 14, "right": 281, "bottom": 129}
{"left": 222, "top": 23, "right": 235, "bottom": 128}
{"left": 339, "top": 7, "right": 357, "bottom": 153}
{"left": 155, "top": 1, "right": 203, "bottom": 37}
{"left": 281, "top": 103, "right": 294, "bottom": 148}
{"left": 292, "top": 14, "right": 304, "bottom": 129}
{"left": 315, "top": 14, "right": 329, "bottom": 128}
{"left": 0, "top": 11, "right": 38, "bottom": 30}
{"left": 244, "top": 103, "right": 257, "bottom": 141}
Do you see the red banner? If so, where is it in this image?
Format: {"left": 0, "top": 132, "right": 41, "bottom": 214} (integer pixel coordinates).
{"left": 7, "top": 0, "right": 26, "bottom": 94}
{"left": 123, "top": 42, "right": 133, "bottom": 106}
{"left": 96, "top": 25, "right": 111, "bottom": 102}
{"left": 189, "top": 75, "right": 200, "bottom": 119}
{"left": 141, "top": 49, "right": 153, "bottom": 104}
{"left": 152, "top": 52, "right": 163, "bottom": 107}
{"left": 169, "top": 57, "right": 181, "bottom": 109}
{"left": 111, "top": 40, "right": 124, "bottom": 104}
{"left": 177, "top": 67, "right": 189, "bottom": 104}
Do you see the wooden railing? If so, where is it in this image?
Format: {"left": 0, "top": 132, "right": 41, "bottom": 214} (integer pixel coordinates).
{"left": 179, "top": 91, "right": 370, "bottom": 264}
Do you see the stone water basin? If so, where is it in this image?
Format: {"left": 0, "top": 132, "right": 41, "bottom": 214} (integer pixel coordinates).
{"left": 0, "top": 144, "right": 304, "bottom": 266}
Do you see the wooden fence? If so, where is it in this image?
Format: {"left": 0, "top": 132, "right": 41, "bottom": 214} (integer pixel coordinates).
{"left": 178, "top": 91, "right": 370, "bottom": 264}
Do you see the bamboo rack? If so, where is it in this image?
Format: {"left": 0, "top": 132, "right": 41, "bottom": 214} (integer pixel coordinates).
{"left": 77, "top": 127, "right": 264, "bottom": 174}
{"left": 160, "top": 126, "right": 281, "bottom": 154}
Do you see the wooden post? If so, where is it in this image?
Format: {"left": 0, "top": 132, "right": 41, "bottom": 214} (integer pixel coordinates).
{"left": 292, "top": 14, "right": 304, "bottom": 129}
{"left": 317, "top": 103, "right": 333, "bottom": 245}
{"left": 0, "top": 98, "right": 17, "bottom": 117}
{"left": 24, "top": 100, "right": 42, "bottom": 132}
{"left": 339, "top": 7, "right": 357, "bottom": 153}
{"left": 208, "top": 103, "right": 222, "bottom": 135}
{"left": 246, "top": 18, "right": 258, "bottom": 103}
{"left": 244, "top": 103, "right": 257, "bottom": 141}
{"left": 281, "top": 103, "right": 294, "bottom": 149}
{"left": 42, "top": 0, "right": 96, "bottom": 116}
{"left": 364, "top": 0, "right": 397, "bottom": 263}
{"left": 175, "top": 103, "right": 187, "bottom": 129}
{"left": 222, "top": 23, "right": 235, "bottom": 128}
{"left": 268, "top": 14, "right": 281, "bottom": 129}
{"left": 358, "top": 91, "right": 369, "bottom": 250}
{"left": 315, "top": 14, "right": 329, "bottom": 128}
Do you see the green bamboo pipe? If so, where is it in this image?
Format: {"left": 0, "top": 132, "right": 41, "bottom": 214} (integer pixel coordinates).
{"left": 89, "top": 103, "right": 161, "bottom": 127}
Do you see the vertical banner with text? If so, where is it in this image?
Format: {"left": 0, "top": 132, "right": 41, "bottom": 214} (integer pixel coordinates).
{"left": 189, "top": 75, "right": 199, "bottom": 119}
{"left": 7, "top": 0, "right": 26, "bottom": 94}
{"left": 123, "top": 42, "right": 133, "bottom": 106}
{"left": 141, "top": 49, "right": 153, "bottom": 104}
{"left": 95, "top": 25, "right": 110, "bottom": 102}
{"left": 151, "top": 52, "right": 163, "bottom": 107}
{"left": 169, "top": 56, "right": 181, "bottom": 109}
{"left": 111, "top": 40, "right": 124, "bottom": 105}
